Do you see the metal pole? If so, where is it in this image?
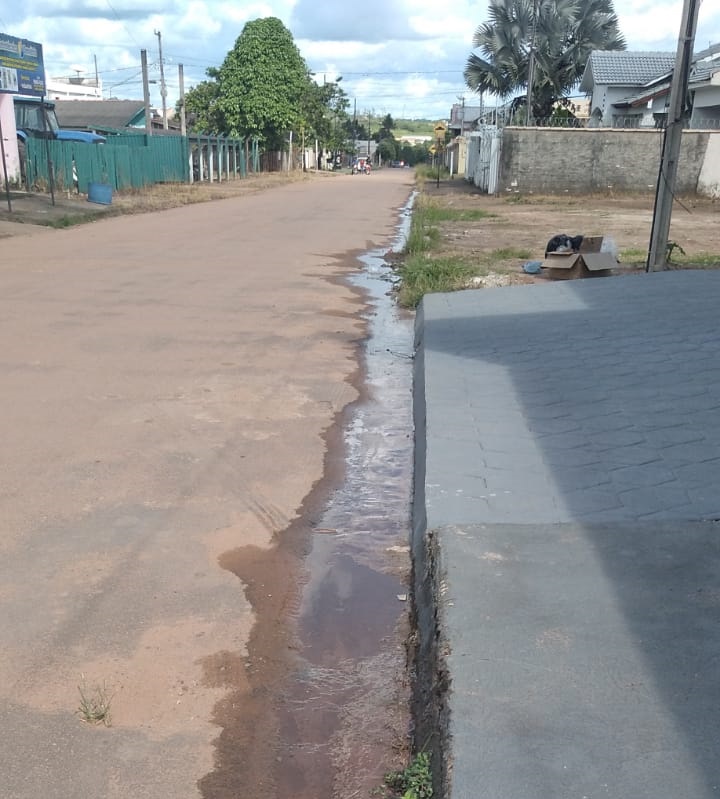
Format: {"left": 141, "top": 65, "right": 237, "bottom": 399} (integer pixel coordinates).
{"left": 646, "top": 0, "right": 701, "bottom": 271}
{"left": 40, "top": 95, "right": 55, "bottom": 206}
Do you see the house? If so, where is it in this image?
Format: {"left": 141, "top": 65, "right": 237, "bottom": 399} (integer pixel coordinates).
{"left": 449, "top": 103, "right": 482, "bottom": 136}
{"left": 579, "top": 51, "right": 676, "bottom": 127}
{"left": 580, "top": 45, "right": 720, "bottom": 128}
{"left": 688, "top": 44, "right": 720, "bottom": 127}
{"left": 53, "top": 99, "right": 153, "bottom": 135}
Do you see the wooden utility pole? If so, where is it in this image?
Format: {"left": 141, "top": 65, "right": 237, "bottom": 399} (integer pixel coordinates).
{"left": 141, "top": 49, "right": 152, "bottom": 137}
{"left": 646, "top": 0, "right": 701, "bottom": 271}
{"left": 178, "top": 64, "right": 186, "bottom": 137}
{"left": 154, "top": 30, "right": 168, "bottom": 130}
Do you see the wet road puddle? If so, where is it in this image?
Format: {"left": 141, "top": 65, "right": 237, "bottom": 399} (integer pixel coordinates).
{"left": 205, "top": 197, "right": 416, "bottom": 798}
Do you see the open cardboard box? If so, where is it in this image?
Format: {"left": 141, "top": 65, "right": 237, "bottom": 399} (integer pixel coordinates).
{"left": 542, "top": 235, "right": 617, "bottom": 279}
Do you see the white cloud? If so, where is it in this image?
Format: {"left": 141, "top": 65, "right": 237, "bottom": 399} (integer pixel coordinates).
{"left": 3, "top": 0, "right": 720, "bottom": 119}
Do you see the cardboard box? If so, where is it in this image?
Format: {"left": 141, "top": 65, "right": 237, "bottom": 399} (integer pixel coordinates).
{"left": 543, "top": 235, "right": 616, "bottom": 279}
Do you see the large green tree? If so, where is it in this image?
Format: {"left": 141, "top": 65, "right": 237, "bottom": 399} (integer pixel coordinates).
{"left": 179, "top": 18, "right": 352, "bottom": 156}
{"left": 215, "top": 17, "right": 312, "bottom": 148}
{"left": 464, "top": 0, "right": 626, "bottom": 119}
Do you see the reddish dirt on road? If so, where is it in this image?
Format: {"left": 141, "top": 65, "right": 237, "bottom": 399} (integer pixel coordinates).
{"left": 0, "top": 169, "right": 414, "bottom": 799}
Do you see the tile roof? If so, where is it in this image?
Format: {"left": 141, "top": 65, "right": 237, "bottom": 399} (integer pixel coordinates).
{"left": 54, "top": 99, "right": 146, "bottom": 129}
{"left": 580, "top": 51, "right": 675, "bottom": 91}
{"left": 690, "top": 56, "right": 720, "bottom": 84}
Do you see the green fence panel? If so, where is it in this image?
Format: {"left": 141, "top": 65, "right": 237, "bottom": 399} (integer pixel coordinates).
{"left": 25, "top": 133, "right": 251, "bottom": 192}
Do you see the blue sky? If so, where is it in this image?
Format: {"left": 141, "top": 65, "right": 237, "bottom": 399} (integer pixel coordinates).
{"left": 1, "top": 1, "right": 719, "bottom": 120}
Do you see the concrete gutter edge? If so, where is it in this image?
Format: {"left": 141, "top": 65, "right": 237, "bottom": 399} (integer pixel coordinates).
{"left": 410, "top": 298, "right": 453, "bottom": 798}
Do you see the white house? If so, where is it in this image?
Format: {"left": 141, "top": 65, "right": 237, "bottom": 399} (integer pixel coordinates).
{"left": 580, "top": 45, "right": 720, "bottom": 128}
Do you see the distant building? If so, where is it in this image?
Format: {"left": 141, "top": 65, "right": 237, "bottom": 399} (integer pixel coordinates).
{"left": 449, "top": 103, "right": 482, "bottom": 136}
{"left": 47, "top": 75, "right": 102, "bottom": 101}
{"left": 398, "top": 135, "right": 432, "bottom": 145}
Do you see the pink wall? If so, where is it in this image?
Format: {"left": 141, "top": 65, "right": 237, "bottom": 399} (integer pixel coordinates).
{"left": 0, "top": 93, "right": 20, "bottom": 183}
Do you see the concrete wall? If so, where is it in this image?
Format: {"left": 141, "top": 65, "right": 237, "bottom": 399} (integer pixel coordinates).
{"left": 698, "top": 133, "right": 720, "bottom": 197}
{"left": 499, "top": 127, "right": 711, "bottom": 195}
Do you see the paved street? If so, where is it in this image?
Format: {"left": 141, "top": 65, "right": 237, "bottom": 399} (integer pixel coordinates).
{"left": 0, "top": 169, "right": 413, "bottom": 799}
{"left": 414, "top": 271, "right": 720, "bottom": 798}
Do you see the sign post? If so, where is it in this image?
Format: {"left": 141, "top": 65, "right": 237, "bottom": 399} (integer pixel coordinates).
{"left": 434, "top": 121, "right": 447, "bottom": 188}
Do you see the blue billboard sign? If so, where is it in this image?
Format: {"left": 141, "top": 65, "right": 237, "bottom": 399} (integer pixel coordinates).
{"left": 0, "top": 34, "right": 45, "bottom": 97}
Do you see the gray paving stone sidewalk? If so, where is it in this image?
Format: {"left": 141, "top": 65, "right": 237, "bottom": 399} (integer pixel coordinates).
{"left": 412, "top": 271, "right": 720, "bottom": 798}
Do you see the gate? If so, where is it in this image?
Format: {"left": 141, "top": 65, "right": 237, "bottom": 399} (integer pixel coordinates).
{"left": 466, "top": 126, "right": 502, "bottom": 194}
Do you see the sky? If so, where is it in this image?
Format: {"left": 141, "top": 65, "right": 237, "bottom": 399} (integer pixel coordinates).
{"left": 1, "top": 1, "right": 719, "bottom": 122}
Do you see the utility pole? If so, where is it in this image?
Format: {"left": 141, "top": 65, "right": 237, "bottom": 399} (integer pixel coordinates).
{"left": 154, "top": 29, "right": 168, "bottom": 130}
{"left": 646, "top": 0, "right": 701, "bottom": 271}
{"left": 141, "top": 49, "right": 152, "bottom": 137}
{"left": 178, "top": 63, "right": 186, "bottom": 137}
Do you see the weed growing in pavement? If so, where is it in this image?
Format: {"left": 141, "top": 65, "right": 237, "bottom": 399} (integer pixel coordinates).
{"left": 77, "top": 676, "right": 114, "bottom": 726}
{"left": 382, "top": 751, "right": 433, "bottom": 798}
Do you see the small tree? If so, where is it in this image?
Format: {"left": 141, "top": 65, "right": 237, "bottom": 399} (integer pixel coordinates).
{"left": 178, "top": 79, "right": 221, "bottom": 134}
{"left": 465, "top": 0, "right": 625, "bottom": 119}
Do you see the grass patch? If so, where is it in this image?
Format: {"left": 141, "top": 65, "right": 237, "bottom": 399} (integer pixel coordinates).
{"left": 482, "top": 246, "right": 532, "bottom": 263}
{"left": 45, "top": 213, "right": 104, "bottom": 229}
{"left": 414, "top": 163, "right": 450, "bottom": 183}
{"left": 77, "top": 677, "right": 113, "bottom": 726}
{"left": 382, "top": 751, "right": 433, "bottom": 798}
{"left": 674, "top": 251, "right": 720, "bottom": 267}
{"left": 619, "top": 247, "right": 646, "bottom": 265}
{"left": 397, "top": 253, "right": 477, "bottom": 308}
{"left": 422, "top": 206, "right": 495, "bottom": 224}
{"left": 619, "top": 247, "right": 720, "bottom": 268}
{"left": 404, "top": 196, "right": 494, "bottom": 257}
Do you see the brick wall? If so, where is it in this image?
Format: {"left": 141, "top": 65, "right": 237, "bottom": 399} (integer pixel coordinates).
{"left": 499, "top": 128, "right": 711, "bottom": 195}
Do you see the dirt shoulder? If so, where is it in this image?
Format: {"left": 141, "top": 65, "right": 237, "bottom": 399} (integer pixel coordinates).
{"left": 419, "top": 178, "right": 720, "bottom": 283}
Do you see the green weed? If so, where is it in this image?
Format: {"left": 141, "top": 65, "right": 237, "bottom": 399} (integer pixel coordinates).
{"left": 384, "top": 751, "right": 433, "bottom": 798}
{"left": 397, "top": 254, "right": 477, "bottom": 308}
{"left": 77, "top": 677, "right": 113, "bottom": 726}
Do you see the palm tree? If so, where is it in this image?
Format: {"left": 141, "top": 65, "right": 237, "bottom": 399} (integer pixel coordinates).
{"left": 464, "top": 0, "right": 626, "bottom": 121}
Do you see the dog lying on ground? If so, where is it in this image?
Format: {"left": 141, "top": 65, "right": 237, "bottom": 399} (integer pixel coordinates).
{"left": 545, "top": 234, "right": 584, "bottom": 257}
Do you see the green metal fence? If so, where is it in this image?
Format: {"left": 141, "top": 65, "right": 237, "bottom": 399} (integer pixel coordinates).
{"left": 24, "top": 134, "right": 251, "bottom": 193}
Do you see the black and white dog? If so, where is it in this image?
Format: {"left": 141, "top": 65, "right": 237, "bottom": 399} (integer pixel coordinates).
{"left": 545, "top": 234, "right": 583, "bottom": 257}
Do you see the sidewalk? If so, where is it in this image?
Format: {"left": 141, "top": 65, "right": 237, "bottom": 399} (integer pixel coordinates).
{"left": 412, "top": 271, "right": 720, "bottom": 798}
{"left": 0, "top": 189, "right": 111, "bottom": 237}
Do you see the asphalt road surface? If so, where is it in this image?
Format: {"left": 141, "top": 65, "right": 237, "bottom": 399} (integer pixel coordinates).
{"left": 0, "top": 169, "right": 414, "bottom": 799}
